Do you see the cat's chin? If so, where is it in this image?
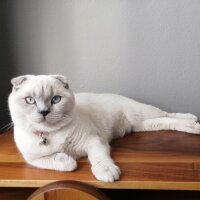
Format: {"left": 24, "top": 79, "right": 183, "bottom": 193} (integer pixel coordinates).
{"left": 30, "top": 120, "right": 71, "bottom": 133}
{"left": 31, "top": 125, "right": 61, "bottom": 133}
{"left": 31, "top": 124, "right": 59, "bottom": 132}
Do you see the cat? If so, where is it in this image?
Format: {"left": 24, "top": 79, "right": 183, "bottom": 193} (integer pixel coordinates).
{"left": 8, "top": 75, "right": 200, "bottom": 182}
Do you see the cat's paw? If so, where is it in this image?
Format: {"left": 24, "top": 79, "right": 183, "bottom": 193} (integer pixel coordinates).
{"left": 54, "top": 153, "right": 77, "bottom": 171}
{"left": 91, "top": 160, "right": 121, "bottom": 182}
{"left": 180, "top": 120, "right": 200, "bottom": 134}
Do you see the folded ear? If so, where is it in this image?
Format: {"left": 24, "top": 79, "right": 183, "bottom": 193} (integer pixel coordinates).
{"left": 11, "top": 75, "right": 29, "bottom": 91}
{"left": 51, "top": 75, "right": 69, "bottom": 89}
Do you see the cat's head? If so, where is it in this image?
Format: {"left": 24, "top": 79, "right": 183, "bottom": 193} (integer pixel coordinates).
{"left": 8, "top": 75, "right": 75, "bottom": 132}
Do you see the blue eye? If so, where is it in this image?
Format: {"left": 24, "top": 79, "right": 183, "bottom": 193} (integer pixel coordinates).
{"left": 25, "top": 96, "right": 35, "bottom": 104}
{"left": 51, "top": 96, "right": 61, "bottom": 104}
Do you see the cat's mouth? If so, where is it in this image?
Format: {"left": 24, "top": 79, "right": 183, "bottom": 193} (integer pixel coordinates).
{"left": 37, "top": 116, "right": 59, "bottom": 125}
{"left": 29, "top": 113, "right": 73, "bottom": 131}
{"left": 41, "top": 116, "right": 47, "bottom": 122}
{"left": 32, "top": 117, "right": 49, "bottom": 126}
{"left": 39, "top": 117, "right": 50, "bottom": 124}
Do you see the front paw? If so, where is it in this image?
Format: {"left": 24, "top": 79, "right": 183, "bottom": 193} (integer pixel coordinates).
{"left": 54, "top": 153, "right": 77, "bottom": 171}
{"left": 91, "top": 160, "right": 121, "bottom": 182}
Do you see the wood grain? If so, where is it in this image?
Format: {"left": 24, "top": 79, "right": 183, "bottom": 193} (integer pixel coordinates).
{"left": 28, "top": 181, "right": 110, "bottom": 200}
{"left": 0, "top": 130, "right": 200, "bottom": 190}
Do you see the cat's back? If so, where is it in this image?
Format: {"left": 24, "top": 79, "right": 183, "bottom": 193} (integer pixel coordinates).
{"left": 74, "top": 92, "right": 140, "bottom": 113}
{"left": 74, "top": 93, "right": 127, "bottom": 106}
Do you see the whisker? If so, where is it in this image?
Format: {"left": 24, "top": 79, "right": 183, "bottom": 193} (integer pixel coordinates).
{"left": 1, "top": 122, "right": 14, "bottom": 131}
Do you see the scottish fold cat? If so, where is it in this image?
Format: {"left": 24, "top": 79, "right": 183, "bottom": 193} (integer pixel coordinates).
{"left": 8, "top": 75, "right": 200, "bottom": 182}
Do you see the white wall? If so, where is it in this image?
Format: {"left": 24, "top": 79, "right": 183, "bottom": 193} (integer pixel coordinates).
{"left": 1, "top": 0, "right": 200, "bottom": 130}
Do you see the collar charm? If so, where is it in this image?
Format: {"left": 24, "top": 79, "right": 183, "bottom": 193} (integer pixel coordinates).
{"left": 40, "top": 135, "right": 48, "bottom": 145}
{"left": 34, "top": 131, "right": 49, "bottom": 145}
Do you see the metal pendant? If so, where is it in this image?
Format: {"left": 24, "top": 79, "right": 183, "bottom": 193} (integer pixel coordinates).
{"left": 39, "top": 132, "right": 48, "bottom": 145}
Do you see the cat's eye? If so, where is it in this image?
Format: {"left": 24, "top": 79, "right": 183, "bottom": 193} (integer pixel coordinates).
{"left": 25, "top": 96, "right": 35, "bottom": 104}
{"left": 51, "top": 96, "right": 61, "bottom": 104}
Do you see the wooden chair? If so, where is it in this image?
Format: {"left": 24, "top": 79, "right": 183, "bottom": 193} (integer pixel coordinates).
{"left": 27, "top": 180, "right": 110, "bottom": 200}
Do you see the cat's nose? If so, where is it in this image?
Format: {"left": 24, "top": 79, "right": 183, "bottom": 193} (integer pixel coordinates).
{"left": 40, "top": 110, "right": 50, "bottom": 117}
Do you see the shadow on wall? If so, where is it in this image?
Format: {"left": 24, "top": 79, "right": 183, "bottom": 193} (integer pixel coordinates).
{"left": 0, "top": 2, "right": 16, "bottom": 133}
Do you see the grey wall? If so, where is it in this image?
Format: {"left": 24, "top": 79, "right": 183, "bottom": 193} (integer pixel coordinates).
{"left": 0, "top": 1, "right": 17, "bottom": 132}
{"left": 1, "top": 0, "right": 200, "bottom": 131}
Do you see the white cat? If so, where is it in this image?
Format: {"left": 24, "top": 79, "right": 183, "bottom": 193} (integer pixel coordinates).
{"left": 8, "top": 75, "right": 200, "bottom": 182}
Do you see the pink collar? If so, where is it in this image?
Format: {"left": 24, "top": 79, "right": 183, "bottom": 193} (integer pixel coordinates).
{"left": 33, "top": 130, "right": 48, "bottom": 136}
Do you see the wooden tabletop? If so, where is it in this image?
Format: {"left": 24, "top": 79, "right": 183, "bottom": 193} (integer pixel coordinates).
{"left": 0, "top": 130, "right": 200, "bottom": 190}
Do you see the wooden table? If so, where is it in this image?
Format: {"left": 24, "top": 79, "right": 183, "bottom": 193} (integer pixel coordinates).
{"left": 0, "top": 130, "right": 200, "bottom": 193}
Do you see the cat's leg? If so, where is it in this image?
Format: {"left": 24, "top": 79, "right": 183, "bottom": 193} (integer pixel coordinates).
{"left": 121, "top": 98, "right": 199, "bottom": 134}
{"left": 87, "top": 136, "right": 121, "bottom": 182}
{"left": 24, "top": 153, "right": 77, "bottom": 171}
{"left": 123, "top": 97, "right": 198, "bottom": 121}
{"left": 166, "top": 113, "right": 198, "bottom": 121}
{"left": 134, "top": 117, "right": 200, "bottom": 134}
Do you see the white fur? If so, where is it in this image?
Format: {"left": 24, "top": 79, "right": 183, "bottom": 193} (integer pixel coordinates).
{"left": 8, "top": 75, "right": 200, "bottom": 182}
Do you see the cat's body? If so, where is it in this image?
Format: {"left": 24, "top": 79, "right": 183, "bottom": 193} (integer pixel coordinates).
{"left": 9, "top": 75, "right": 200, "bottom": 182}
